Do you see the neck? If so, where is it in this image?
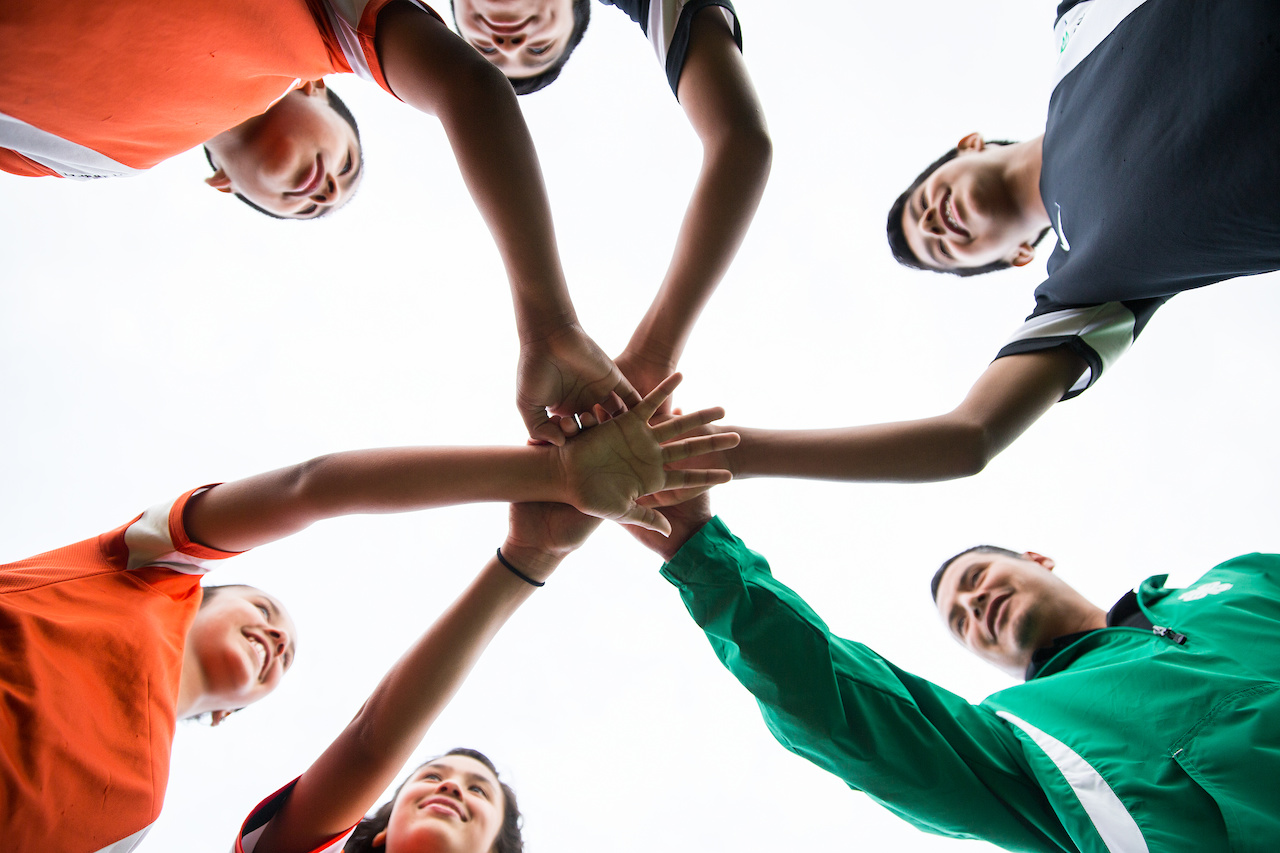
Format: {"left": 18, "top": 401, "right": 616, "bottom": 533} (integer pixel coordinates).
{"left": 175, "top": 643, "right": 207, "bottom": 719}
{"left": 1002, "top": 135, "right": 1050, "bottom": 231}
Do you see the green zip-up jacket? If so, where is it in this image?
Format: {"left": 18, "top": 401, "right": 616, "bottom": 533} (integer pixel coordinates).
{"left": 661, "top": 518, "right": 1280, "bottom": 852}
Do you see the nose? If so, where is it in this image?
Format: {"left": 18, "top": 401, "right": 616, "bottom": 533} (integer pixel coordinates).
{"left": 919, "top": 201, "right": 945, "bottom": 237}
{"left": 435, "top": 778, "right": 463, "bottom": 797}
{"left": 265, "top": 626, "right": 289, "bottom": 657}
{"left": 493, "top": 33, "right": 525, "bottom": 52}
{"left": 962, "top": 589, "right": 988, "bottom": 624}
{"left": 310, "top": 174, "right": 337, "bottom": 206}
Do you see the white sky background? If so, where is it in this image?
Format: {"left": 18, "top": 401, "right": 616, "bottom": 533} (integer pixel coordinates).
{"left": 3, "top": 0, "right": 1280, "bottom": 850}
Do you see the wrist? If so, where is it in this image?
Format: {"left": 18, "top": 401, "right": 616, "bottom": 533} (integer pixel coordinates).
{"left": 517, "top": 312, "right": 579, "bottom": 346}
{"left": 498, "top": 539, "right": 565, "bottom": 583}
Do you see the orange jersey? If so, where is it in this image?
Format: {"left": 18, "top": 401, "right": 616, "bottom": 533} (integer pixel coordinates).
{"left": 0, "top": 488, "right": 239, "bottom": 853}
{"left": 0, "top": 0, "right": 439, "bottom": 178}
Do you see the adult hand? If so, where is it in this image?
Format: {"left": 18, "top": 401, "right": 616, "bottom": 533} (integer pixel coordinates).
{"left": 624, "top": 491, "right": 714, "bottom": 562}
{"left": 559, "top": 373, "right": 738, "bottom": 535}
{"left": 518, "top": 324, "right": 642, "bottom": 446}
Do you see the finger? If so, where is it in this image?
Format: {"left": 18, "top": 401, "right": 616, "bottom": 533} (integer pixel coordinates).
{"left": 617, "top": 503, "right": 672, "bottom": 536}
{"left": 577, "top": 410, "right": 600, "bottom": 430}
{"left": 558, "top": 413, "right": 582, "bottom": 439}
{"left": 652, "top": 406, "right": 727, "bottom": 443}
{"left": 524, "top": 408, "right": 567, "bottom": 447}
{"left": 633, "top": 372, "right": 682, "bottom": 422}
{"left": 660, "top": 432, "right": 740, "bottom": 463}
{"left": 638, "top": 483, "right": 717, "bottom": 507}
{"left": 612, "top": 376, "right": 643, "bottom": 413}
{"left": 659, "top": 468, "right": 733, "bottom": 490}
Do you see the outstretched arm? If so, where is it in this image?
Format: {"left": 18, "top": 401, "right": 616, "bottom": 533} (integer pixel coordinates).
{"left": 250, "top": 504, "right": 598, "bottom": 853}
{"left": 616, "top": 8, "right": 772, "bottom": 398}
{"left": 719, "top": 349, "right": 1086, "bottom": 482}
{"left": 374, "top": 2, "right": 637, "bottom": 442}
{"left": 183, "top": 375, "right": 739, "bottom": 552}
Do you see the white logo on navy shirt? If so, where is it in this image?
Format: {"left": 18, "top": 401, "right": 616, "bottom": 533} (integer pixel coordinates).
{"left": 1054, "top": 203, "right": 1071, "bottom": 251}
{"left": 1178, "top": 581, "right": 1234, "bottom": 602}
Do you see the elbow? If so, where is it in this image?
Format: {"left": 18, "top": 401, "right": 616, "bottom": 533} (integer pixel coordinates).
{"left": 709, "top": 115, "right": 773, "bottom": 185}
{"left": 286, "top": 454, "right": 348, "bottom": 517}
{"left": 943, "top": 420, "right": 1000, "bottom": 479}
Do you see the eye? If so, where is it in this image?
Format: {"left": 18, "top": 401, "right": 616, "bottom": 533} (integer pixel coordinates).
{"left": 477, "top": 45, "right": 497, "bottom": 54}
{"left": 257, "top": 604, "right": 271, "bottom": 619}
{"left": 298, "top": 204, "right": 318, "bottom": 217}
{"left": 423, "top": 773, "right": 442, "bottom": 782}
{"left": 529, "top": 45, "right": 549, "bottom": 55}
{"left": 340, "top": 153, "right": 353, "bottom": 176}
{"left": 469, "top": 784, "right": 489, "bottom": 798}
{"left": 956, "top": 614, "right": 968, "bottom": 634}
{"left": 938, "top": 240, "right": 955, "bottom": 260}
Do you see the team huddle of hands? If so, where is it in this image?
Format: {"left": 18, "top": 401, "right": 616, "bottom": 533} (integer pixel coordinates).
{"left": 501, "top": 370, "right": 738, "bottom": 579}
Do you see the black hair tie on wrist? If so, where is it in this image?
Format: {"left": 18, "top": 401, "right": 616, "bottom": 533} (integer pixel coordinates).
{"left": 496, "top": 547, "right": 546, "bottom": 587}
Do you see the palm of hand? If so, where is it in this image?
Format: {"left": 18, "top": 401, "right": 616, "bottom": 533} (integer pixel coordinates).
{"left": 507, "top": 501, "right": 601, "bottom": 558}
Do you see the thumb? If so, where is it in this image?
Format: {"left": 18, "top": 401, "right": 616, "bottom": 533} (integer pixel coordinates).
{"left": 617, "top": 504, "right": 672, "bottom": 537}
{"left": 523, "top": 408, "right": 566, "bottom": 447}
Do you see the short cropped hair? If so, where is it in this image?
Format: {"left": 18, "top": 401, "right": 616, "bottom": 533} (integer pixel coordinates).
{"left": 887, "top": 140, "right": 1049, "bottom": 277}
{"left": 450, "top": 0, "right": 591, "bottom": 95}
{"left": 931, "top": 545, "right": 1023, "bottom": 602}
{"left": 203, "top": 86, "right": 361, "bottom": 220}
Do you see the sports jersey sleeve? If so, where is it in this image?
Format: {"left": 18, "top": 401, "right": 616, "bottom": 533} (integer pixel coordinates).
{"left": 319, "top": 0, "right": 446, "bottom": 98}
{"left": 660, "top": 518, "right": 1074, "bottom": 852}
{"left": 118, "top": 485, "right": 244, "bottom": 574}
{"left": 994, "top": 296, "right": 1166, "bottom": 400}
{"left": 235, "top": 778, "right": 358, "bottom": 853}
{"left": 601, "top": 0, "right": 743, "bottom": 96}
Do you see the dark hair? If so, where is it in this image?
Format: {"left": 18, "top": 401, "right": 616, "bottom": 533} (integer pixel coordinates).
{"left": 199, "top": 583, "right": 255, "bottom": 607}
{"left": 931, "top": 545, "right": 1023, "bottom": 602}
{"left": 886, "top": 140, "right": 1050, "bottom": 277}
{"left": 344, "top": 748, "right": 523, "bottom": 853}
{"left": 451, "top": 0, "right": 591, "bottom": 95}
{"left": 203, "top": 86, "right": 361, "bottom": 220}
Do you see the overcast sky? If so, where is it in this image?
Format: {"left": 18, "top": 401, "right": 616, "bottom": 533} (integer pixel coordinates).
{"left": 4, "top": 0, "right": 1280, "bottom": 850}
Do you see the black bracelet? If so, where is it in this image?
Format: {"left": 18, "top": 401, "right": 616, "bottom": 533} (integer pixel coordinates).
{"left": 496, "top": 547, "right": 546, "bottom": 587}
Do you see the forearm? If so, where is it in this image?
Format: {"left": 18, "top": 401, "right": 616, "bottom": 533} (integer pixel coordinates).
{"left": 726, "top": 418, "right": 993, "bottom": 484}
{"left": 375, "top": 3, "right": 575, "bottom": 336}
{"left": 626, "top": 8, "right": 771, "bottom": 368}
{"left": 255, "top": 553, "right": 552, "bottom": 853}
{"left": 185, "top": 447, "right": 564, "bottom": 553}
{"left": 625, "top": 127, "right": 771, "bottom": 366}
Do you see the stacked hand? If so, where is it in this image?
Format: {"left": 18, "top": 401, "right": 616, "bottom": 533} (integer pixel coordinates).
{"left": 556, "top": 373, "right": 738, "bottom": 535}
{"left": 518, "top": 324, "right": 642, "bottom": 446}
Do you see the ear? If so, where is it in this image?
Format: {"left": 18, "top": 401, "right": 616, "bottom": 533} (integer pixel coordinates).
{"left": 371, "top": 829, "right": 387, "bottom": 848}
{"left": 1022, "top": 551, "right": 1055, "bottom": 572}
{"left": 205, "top": 169, "right": 234, "bottom": 194}
{"left": 298, "top": 79, "right": 327, "bottom": 99}
{"left": 956, "top": 132, "right": 985, "bottom": 154}
{"left": 1010, "top": 242, "right": 1037, "bottom": 267}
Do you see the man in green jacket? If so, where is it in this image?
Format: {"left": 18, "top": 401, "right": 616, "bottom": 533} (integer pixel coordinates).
{"left": 631, "top": 497, "right": 1280, "bottom": 852}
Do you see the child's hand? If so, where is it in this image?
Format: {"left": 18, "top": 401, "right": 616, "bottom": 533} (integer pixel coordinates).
{"left": 558, "top": 374, "right": 739, "bottom": 535}
{"left": 614, "top": 347, "right": 678, "bottom": 421}
{"left": 518, "top": 324, "right": 642, "bottom": 446}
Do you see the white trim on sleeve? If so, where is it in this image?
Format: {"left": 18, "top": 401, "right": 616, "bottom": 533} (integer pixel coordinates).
{"left": 1052, "top": 0, "right": 1152, "bottom": 91}
{"left": 1003, "top": 302, "right": 1137, "bottom": 394}
{"left": 998, "top": 711, "right": 1149, "bottom": 853}
{"left": 122, "top": 494, "right": 215, "bottom": 575}
{"left": 0, "top": 111, "right": 143, "bottom": 179}
{"left": 92, "top": 825, "right": 152, "bottom": 853}
{"left": 646, "top": 0, "right": 734, "bottom": 70}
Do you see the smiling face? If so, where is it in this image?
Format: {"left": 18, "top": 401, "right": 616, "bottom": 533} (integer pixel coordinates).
{"left": 901, "top": 134, "right": 1039, "bottom": 272}
{"left": 934, "top": 549, "right": 1089, "bottom": 677}
{"left": 383, "top": 756, "right": 506, "bottom": 853}
{"left": 184, "top": 585, "right": 297, "bottom": 714}
{"left": 452, "top": 0, "right": 576, "bottom": 78}
{"left": 205, "top": 81, "right": 363, "bottom": 219}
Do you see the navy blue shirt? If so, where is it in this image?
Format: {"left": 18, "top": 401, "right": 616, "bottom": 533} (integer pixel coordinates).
{"left": 996, "top": 0, "right": 1280, "bottom": 398}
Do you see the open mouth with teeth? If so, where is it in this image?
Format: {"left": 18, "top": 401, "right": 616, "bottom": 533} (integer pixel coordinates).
{"left": 246, "top": 634, "right": 270, "bottom": 681}
{"left": 942, "top": 190, "right": 971, "bottom": 240}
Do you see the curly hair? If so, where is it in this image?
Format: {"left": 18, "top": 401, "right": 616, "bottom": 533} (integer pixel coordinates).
{"left": 343, "top": 748, "right": 523, "bottom": 853}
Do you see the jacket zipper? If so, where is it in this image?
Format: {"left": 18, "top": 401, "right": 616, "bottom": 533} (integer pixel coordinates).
{"left": 1152, "top": 625, "right": 1187, "bottom": 644}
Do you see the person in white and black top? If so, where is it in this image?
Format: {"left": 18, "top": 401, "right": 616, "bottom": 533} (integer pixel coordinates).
{"left": 677, "top": 0, "right": 1280, "bottom": 489}
{"left": 449, "top": 0, "right": 771, "bottom": 416}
